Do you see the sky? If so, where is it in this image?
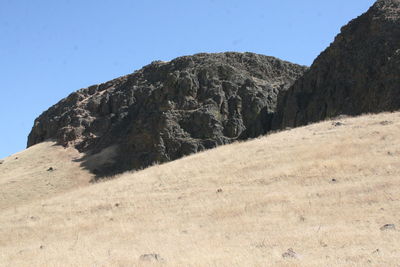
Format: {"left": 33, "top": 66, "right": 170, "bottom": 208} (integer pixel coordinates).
{"left": 0, "top": 0, "right": 375, "bottom": 158}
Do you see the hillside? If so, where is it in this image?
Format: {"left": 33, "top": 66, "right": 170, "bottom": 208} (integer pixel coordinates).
{"left": 1, "top": 111, "right": 399, "bottom": 266}
{"left": 0, "top": 142, "right": 93, "bottom": 209}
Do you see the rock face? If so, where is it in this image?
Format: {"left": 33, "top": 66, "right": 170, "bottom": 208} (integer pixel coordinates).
{"left": 274, "top": 0, "right": 400, "bottom": 128}
{"left": 28, "top": 52, "right": 306, "bottom": 177}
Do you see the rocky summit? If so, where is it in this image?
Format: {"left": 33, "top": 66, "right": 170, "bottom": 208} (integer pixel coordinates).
{"left": 28, "top": 52, "right": 306, "bottom": 177}
{"left": 273, "top": 0, "right": 400, "bottom": 128}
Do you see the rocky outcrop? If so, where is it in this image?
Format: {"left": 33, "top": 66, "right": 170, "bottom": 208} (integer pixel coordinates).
{"left": 28, "top": 52, "right": 306, "bottom": 177}
{"left": 273, "top": 0, "right": 400, "bottom": 128}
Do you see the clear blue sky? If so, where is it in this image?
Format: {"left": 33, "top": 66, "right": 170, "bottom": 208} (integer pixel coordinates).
{"left": 0, "top": 0, "right": 375, "bottom": 158}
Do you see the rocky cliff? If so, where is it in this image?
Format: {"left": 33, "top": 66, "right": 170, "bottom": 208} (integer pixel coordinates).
{"left": 274, "top": 0, "right": 400, "bottom": 128}
{"left": 28, "top": 52, "right": 306, "bottom": 177}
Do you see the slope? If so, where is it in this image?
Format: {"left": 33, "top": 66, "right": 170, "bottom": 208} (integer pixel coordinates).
{"left": 0, "top": 142, "right": 93, "bottom": 209}
{"left": 1, "top": 112, "right": 400, "bottom": 266}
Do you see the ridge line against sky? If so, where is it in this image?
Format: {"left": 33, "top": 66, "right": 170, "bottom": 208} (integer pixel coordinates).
{"left": 0, "top": 0, "right": 375, "bottom": 158}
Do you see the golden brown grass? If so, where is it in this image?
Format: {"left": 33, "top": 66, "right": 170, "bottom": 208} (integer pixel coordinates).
{"left": 0, "top": 142, "right": 93, "bottom": 209}
{"left": 1, "top": 112, "right": 400, "bottom": 266}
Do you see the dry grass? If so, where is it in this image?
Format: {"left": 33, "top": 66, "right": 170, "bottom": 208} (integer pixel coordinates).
{"left": 1, "top": 112, "right": 400, "bottom": 266}
{"left": 0, "top": 142, "right": 93, "bottom": 209}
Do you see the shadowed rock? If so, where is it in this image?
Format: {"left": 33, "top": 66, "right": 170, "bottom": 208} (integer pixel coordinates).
{"left": 27, "top": 52, "right": 306, "bottom": 178}
{"left": 273, "top": 0, "right": 400, "bottom": 129}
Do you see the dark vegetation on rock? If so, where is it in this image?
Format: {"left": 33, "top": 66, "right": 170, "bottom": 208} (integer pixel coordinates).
{"left": 273, "top": 0, "right": 400, "bottom": 129}
{"left": 28, "top": 52, "right": 306, "bottom": 178}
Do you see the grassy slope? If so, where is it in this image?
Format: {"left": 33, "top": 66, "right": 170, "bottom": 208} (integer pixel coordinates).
{"left": 1, "top": 112, "right": 400, "bottom": 266}
{"left": 0, "top": 142, "right": 93, "bottom": 210}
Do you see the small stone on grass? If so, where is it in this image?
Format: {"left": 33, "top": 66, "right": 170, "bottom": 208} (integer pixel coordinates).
{"left": 282, "top": 248, "right": 297, "bottom": 259}
{"left": 332, "top": 122, "right": 344, "bottom": 127}
{"left": 139, "top": 253, "right": 164, "bottom": 262}
{"left": 380, "top": 224, "right": 396, "bottom": 231}
{"left": 379, "top": 120, "right": 392, "bottom": 125}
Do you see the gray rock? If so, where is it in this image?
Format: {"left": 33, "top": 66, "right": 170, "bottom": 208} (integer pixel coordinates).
{"left": 274, "top": 0, "right": 400, "bottom": 129}
{"left": 379, "top": 120, "right": 393, "bottom": 125}
{"left": 139, "top": 253, "right": 164, "bottom": 262}
{"left": 331, "top": 122, "right": 344, "bottom": 127}
{"left": 0, "top": 160, "right": 3, "bottom": 164}
{"left": 282, "top": 248, "right": 297, "bottom": 259}
{"left": 27, "top": 52, "right": 306, "bottom": 179}
{"left": 380, "top": 224, "right": 396, "bottom": 231}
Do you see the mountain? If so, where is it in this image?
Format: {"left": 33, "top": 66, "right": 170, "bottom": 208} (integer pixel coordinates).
{"left": 2, "top": 1, "right": 400, "bottom": 265}
{"left": 273, "top": 0, "right": 400, "bottom": 128}
{"left": 27, "top": 52, "right": 306, "bottom": 178}
{"left": 26, "top": 0, "right": 400, "bottom": 178}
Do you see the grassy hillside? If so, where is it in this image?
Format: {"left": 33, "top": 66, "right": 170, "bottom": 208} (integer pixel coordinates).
{"left": 1, "top": 112, "right": 400, "bottom": 266}
{"left": 0, "top": 142, "right": 93, "bottom": 209}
